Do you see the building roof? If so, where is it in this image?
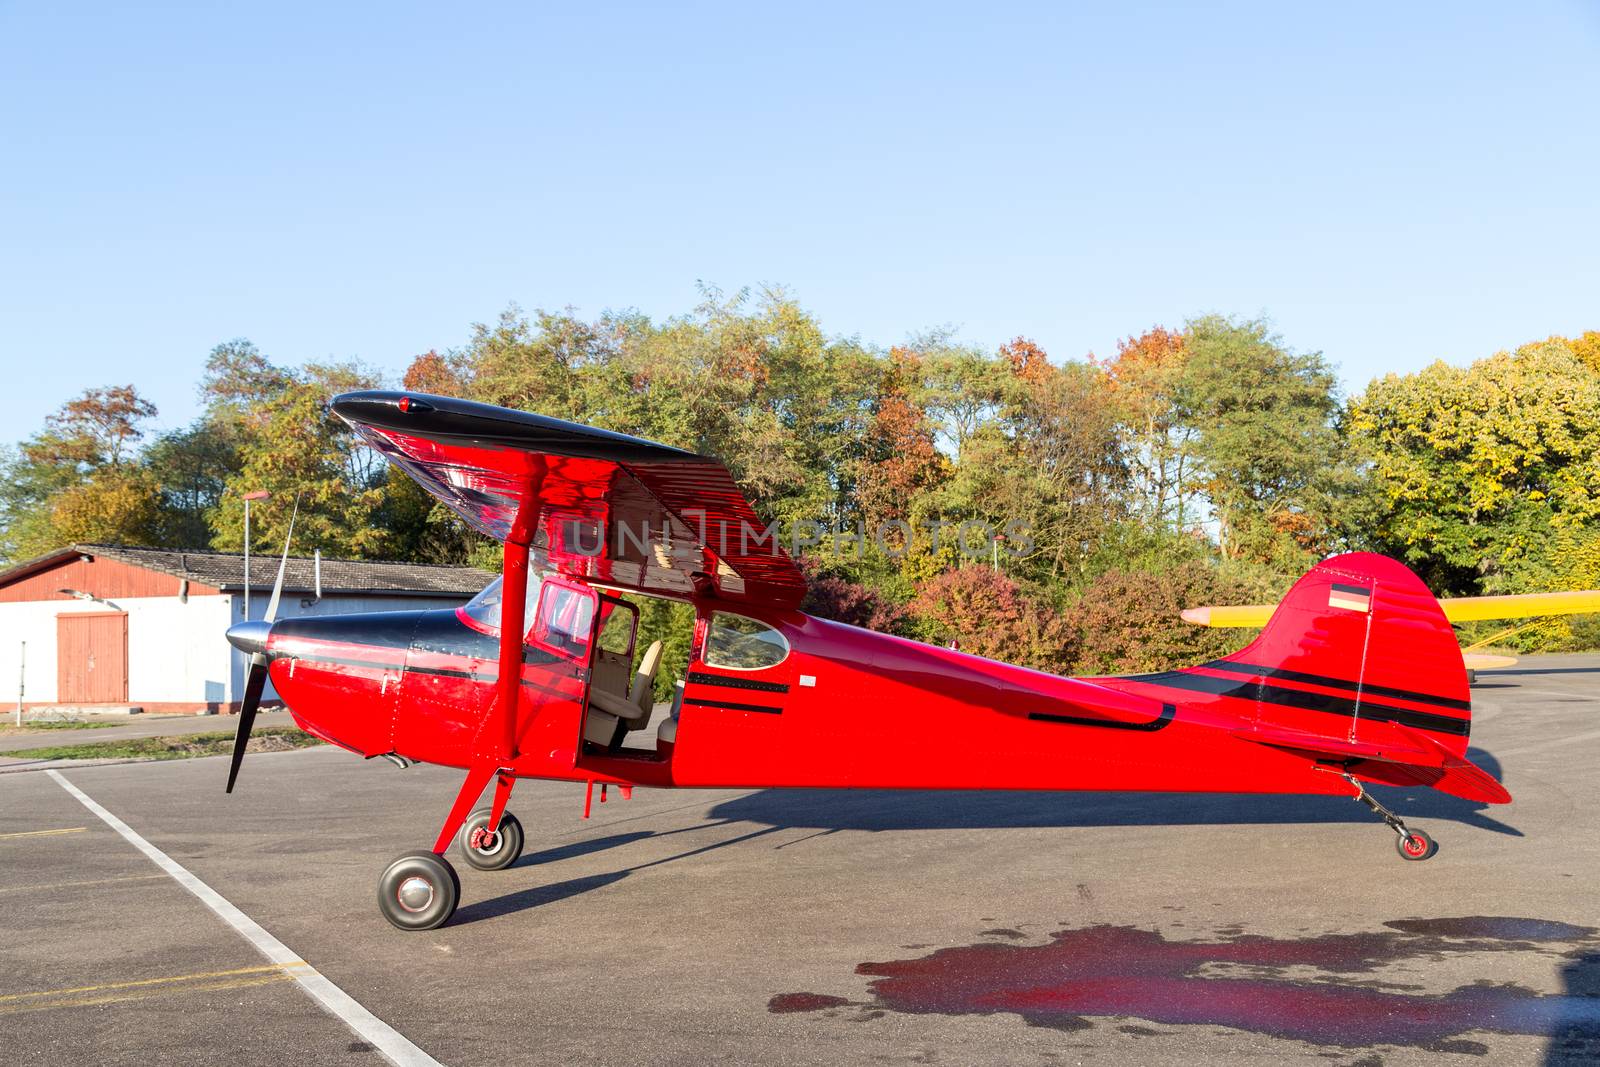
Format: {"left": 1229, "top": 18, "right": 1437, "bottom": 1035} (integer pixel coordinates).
{"left": 0, "top": 544, "right": 496, "bottom": 598}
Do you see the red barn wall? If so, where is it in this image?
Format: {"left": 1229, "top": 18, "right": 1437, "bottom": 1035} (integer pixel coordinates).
{"left": 0, "top": 554, "right": 220, "bottom": 603}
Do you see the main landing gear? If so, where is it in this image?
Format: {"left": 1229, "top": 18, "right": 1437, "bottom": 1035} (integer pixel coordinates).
{"left": 377, "top": 764, "right": 523, "bottom": 931}
{"left": 1345, "top": 772, "right": 1437, "bottom": 861}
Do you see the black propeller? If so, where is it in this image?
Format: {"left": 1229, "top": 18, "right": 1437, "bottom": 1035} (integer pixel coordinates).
{"left": 224, "top": 502, "right": 297, "bottom": 793}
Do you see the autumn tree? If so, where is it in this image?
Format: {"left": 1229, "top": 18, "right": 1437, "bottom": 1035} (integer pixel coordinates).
{"left": 908, "top": 565, "right": 1076, "bottom": 671}
{"left": 0, "top": 385, "right": 163, "bottom": 558}
{"left": 1063, "top": 562, "right": 1275, "bottom": 674}
{"left": 402, "top": 349, "right": 468, "bottom": 396}
{"left": 1098, "top": 326, "right": 1196, "bottom": 530}
{"left": 854, "top": 347, "right": 947, "bottom": 529}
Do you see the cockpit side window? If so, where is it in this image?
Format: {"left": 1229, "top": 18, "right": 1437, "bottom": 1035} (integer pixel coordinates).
{"left": 703, "top": 612, "right": 789, "bottom": 670}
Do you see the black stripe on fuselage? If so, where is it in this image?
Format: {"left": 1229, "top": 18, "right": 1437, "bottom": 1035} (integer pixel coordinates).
{"left": 1029, "top": 703, "right": 1176, "bottom": 732}
{"left": 685, "top": 671, "right": 790, "bottom": 693}
{"left": 1330, "top": 582, "right": 1372, "bottom": 596}
{"left": 1201, "top": 659, "right": 1471, "bottom": 712}
{"left": 682, "top": 697, "right": 784, "bottom": 715}
{"left": 1126, "top": 670, "right": 1470, "bottom": 737}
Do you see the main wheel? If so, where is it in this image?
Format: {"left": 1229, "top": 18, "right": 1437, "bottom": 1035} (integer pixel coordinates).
{"left": 457, "top": 807, "right": 524, "bottom": 871}
{"left": 1396, "top": 829, "right": 1437, "bottom": 861}
{"left": 377, "top": 850, "right": 460, "bottom": 930}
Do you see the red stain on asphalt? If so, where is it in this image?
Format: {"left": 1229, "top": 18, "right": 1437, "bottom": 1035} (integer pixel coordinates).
{"left": 769, "top": 992, "right": 851, "bottom": 1013}
{"left": 770, "top": 918, "right": 1600, "bottom": 1052}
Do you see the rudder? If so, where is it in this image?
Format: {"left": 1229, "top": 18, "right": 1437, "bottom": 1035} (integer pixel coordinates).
{"left": 1215, "top": 552, "right": 1473, "bottom": 757}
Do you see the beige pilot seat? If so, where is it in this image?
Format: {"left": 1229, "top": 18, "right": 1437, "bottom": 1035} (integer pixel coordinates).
{"left": 656, "top": 677, "right": 685, "bottom": 749}
{"left": 582, "top": 640, "right": 663, "bottom": 748}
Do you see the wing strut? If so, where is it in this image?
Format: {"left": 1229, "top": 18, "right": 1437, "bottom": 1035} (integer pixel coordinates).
{"left": 494, "top": 538, "right": 531, "bottom": 761}
{"left": 430, "top": 498, "right": 539, "bottom": 856}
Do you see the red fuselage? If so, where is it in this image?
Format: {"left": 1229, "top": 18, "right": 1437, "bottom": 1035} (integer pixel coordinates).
{"left": 264, "top": 589, "right": 1361, "bottom": 801}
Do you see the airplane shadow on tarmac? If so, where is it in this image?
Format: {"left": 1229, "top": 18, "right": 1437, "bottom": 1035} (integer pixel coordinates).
{"left": 452, "top": 823, "right": 786, "bottom": 925}
{"left": 702, "top": 746, "right": 1520, "bottom": 839}
{"left": 453, "top": 749, "right": 1519, "bottom": 926}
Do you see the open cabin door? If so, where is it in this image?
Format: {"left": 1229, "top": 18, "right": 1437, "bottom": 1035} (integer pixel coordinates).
{"left": 577, "top": 594, "right": 640, "bottom": 751}
{"left": 511, "top": 575, "right": 599, "bottom": 765}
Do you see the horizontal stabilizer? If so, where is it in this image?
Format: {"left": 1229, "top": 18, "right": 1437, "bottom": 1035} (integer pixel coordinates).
{"left": 1395, "top": 725, "right": 1513, "bottom": 805}
{"left": 1232, "top": 723, "right": 1438, "bottom": 765}
{"left": 1232, "top": 722, "right": 1511, "bottom": 805}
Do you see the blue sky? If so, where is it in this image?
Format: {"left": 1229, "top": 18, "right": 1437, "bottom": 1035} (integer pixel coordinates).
{"left": 3, "top": 2, "right": 1597, "bottom": 439}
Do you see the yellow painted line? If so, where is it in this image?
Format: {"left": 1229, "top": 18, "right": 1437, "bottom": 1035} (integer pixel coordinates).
{"left": 48, "top": 770, "right": 441, "bottom": 1066}
{"left": 0, "top": 971, "right": 299, "bottom": 1016}
{"left": 0, "top": 873, "right": 165, "bottom": 895}
{"left": 0, "top": 961, "right": 306, "bottom": 1004}
{"left": 0, "top": 827, "right": 88, "bottom": 840}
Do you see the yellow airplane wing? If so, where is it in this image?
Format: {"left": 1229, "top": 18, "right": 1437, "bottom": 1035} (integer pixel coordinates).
{"left": 1181, "top": 589, "right": 1600, "bottom": 628}
{"left": 1182, "top": 588, "right": 1600, "bottom": 675}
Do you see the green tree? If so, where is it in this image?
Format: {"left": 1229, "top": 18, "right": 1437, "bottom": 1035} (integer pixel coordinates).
{"left": 1177, "top": 316, "right": 1350, "bottom": 567}
{"left": 1348, "top": 336, "right": 1600, "bottom": 597}
{"left": 209, "top": 361, "right": 394, "bottom": 558}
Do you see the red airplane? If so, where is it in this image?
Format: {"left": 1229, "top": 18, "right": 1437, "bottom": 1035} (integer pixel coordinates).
{"left": 224, "top": 390, "right": 1511, "bottom": 931}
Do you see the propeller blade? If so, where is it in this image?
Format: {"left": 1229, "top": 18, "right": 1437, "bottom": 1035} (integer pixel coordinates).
{"left": 227, "top": 495, "right": 297, "bottom": 793}
{"left": 262, "top": 498, "right": 299, "bottom": 625}
{"left": 225, "top": 658, "right": 269, "bottom": 793}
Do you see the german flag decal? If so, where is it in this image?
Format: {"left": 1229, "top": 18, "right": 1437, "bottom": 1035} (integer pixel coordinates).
{"left": 1328, "top": 582, "right": 1372, "bottom": 613}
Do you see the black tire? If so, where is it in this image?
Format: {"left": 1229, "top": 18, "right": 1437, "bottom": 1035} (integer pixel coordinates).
{"left": 1396, "top": 829, "right": 1437, "bottom": 861}
{"left": 457, "top": 807, "right": 525, "bottom": 871}
{"left": 377, "top": 850, "right": 460, "bottom": 931}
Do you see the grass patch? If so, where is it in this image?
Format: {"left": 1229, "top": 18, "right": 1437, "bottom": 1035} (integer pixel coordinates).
{"left": 20, "top": 727, "right": 325, "bottom": 762}
{"left": 11, "top": 720, "right": 124, "bottom": 731}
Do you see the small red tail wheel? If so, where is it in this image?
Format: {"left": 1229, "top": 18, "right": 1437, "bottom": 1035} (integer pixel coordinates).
{"left": 1397, "top": 829, "right": 1437, "bottom": 861}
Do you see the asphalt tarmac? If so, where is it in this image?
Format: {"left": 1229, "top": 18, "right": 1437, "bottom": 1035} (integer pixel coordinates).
{"left": 2, "top": 655, "right": 1597, "bottom": 1066}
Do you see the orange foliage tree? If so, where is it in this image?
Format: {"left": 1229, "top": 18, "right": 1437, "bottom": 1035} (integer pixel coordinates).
{"left": 1096, "top": 327, "right": 1195, "bottom": 530}
{"left": 855, "top": 347, "right": 947, "bottom": 528}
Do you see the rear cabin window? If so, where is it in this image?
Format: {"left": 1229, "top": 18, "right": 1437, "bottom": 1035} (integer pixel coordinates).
{"left": 596, "top": 600, "right": 637, "bottom": 656}
{"left": 703, "top": 612, "right": 789, "bottom": 671}
{"left": 534, "top": 584, "right": 594, "bottom": 657}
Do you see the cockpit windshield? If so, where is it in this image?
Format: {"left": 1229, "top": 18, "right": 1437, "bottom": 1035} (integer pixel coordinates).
{"left": 462, "top": 569, "right": 545, "bottom": 636}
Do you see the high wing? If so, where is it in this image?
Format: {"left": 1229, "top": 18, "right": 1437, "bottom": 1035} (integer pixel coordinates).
{"left": 332, "top": 390, "right": 807, "bottom": 607}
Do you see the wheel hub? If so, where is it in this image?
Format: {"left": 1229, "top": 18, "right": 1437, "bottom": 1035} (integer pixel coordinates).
{"left": 470, "top": 826, "right": 502, "bottom": 854}
{"left": 396, "top": 875, "right": 435, "bottom": 912}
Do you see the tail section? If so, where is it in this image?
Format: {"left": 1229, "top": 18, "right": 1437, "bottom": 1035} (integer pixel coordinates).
{"left": 1205, "top": 553, "right": 1509, "bottom": 803}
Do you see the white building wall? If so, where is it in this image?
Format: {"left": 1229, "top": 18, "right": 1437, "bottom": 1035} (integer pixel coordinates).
{"left": 128, "top": 595, "right": 236, "bottom": 704}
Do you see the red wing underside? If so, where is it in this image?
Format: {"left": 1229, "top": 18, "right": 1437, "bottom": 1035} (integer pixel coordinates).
{"left": 333, "top": 392, "right": 806, "bottom": 607}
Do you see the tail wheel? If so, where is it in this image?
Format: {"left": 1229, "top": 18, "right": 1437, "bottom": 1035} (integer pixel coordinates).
{"left": 378, "top": 851, "right": 460, "bottom": 930}
{"left": 1396, "top": 829, "right": 1437, "bottom": 861}
{"left": 457, "top": 807, "right": 525, "bottom": 871}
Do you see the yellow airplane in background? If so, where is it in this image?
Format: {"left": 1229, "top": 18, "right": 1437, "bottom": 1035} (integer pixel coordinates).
{"left": 1182, "top": 589, "right": 1600, "bottom": 680}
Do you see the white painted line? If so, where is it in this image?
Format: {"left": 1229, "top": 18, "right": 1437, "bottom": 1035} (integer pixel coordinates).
{"left": 47, "top": 770, "right": 442, "bottom": 1067}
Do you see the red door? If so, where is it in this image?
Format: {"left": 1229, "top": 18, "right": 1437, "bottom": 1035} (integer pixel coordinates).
{"left": 57, "top": 613, "right": 128, "bottom": 703}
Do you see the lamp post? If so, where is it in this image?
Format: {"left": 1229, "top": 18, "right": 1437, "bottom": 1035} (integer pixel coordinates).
{"left": 241, "top": 490, "right": 271, "bottom": 619}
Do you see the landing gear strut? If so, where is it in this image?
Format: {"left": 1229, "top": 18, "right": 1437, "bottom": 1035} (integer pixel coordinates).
{"left": 1345, "top": 772, "right": 1436, "bottom": 861}
{"left": 377, "top": 763, "right": 521, "bottom": 930}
